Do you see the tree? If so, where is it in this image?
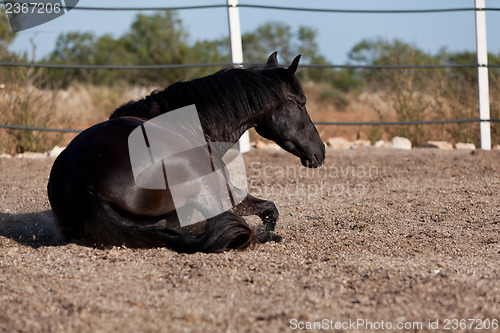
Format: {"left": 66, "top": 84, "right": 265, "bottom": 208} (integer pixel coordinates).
{"left": 0, "top": 8, "right": 17, "bottom": 58}
{"left": 121, "top": 11, "right": 190, "bottom": 84}
{"left": 46, "top": 11, "right": 192, "bottom": 86}
{"left": 48, "top": 32, "right": 96, "bottom": 85}
{"left": 242, "top": 21, "right": 293, "bottom": 63}
{"left": 348, "top": 38, "right": 436, "bottom": 145}
{"left": 348, "top": 38, "right": 432, "bottom": 86}
{"left": 241, "top": 21, "right": 329, "bottom": 66}
{"left": 297, "top": 26, "right": 322, "bottom": 64}
{"left": 188, "top": 38, "right": 230, "bottom": 77}
{"left": 43, "top": 14, "right": 358, "bottom": 92}
{"left": 1, "top": 9, "right": 35, "bottom": 86}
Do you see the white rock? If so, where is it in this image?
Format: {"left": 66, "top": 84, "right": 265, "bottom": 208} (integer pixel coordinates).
{"left": 254, "top": 141, "right": 267, "bottom": 149}
{"left": 266, "top": 142, "right": 281, "bottom": 150}
{"left": 455, "top": 142, "right": 476, "bottom": 150}
{"left": 327, "top": 137, "right": 351, "bottom": 149}
{"left": 351, "top": 139, "right": 371, "bottom": 148}
{"left": 426, "top": 140, "right": 453, "bottom": 150}
{"left": 16, "top": 152, "right": 47, "bottom": 159}
{"left": 374, "top": 140, "right": 386, "bottom": 148}
{"left": 47, "top": 146, "right": 65, "bottom": 158}
{"left": 493, "top": 145, "right": 500, "bottom": 150}
{"left": 0, "top": 153, "right": 12, "bottom": 159}
{"left": 391, "top": 137, "right": 412, "bottom": 150}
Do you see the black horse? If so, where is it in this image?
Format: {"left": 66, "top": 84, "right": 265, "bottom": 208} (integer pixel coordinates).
{"left": 47, "top": 53, "right": 325, "bottom": 253}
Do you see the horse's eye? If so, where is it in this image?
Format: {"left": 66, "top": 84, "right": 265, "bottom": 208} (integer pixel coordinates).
{"left": 298, "top": 96, "right": 307, "bottom": 106}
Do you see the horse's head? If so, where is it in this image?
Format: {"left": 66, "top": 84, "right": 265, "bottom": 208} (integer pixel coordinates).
{"left": 255, "top": 53, "right": 325, "bottom": 168}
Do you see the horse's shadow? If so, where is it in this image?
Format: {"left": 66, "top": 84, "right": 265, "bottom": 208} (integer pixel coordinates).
{"left": 0, "top": 210, "right": 66, "bottom": 247}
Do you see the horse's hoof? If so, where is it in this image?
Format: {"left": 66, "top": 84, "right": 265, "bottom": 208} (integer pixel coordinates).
{"left": 265, "top": 221, "right": 276, "bottom": 232}
{"left": 257, "top": 231, "right": 282, "bottom": 243}
{"left": 258, "top": 202, "right": 279, "bottom": 227}
{"left": 269, "top": 232, "right": 282, "bottom": 243}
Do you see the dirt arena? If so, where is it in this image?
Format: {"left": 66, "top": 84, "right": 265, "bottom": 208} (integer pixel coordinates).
{"left": 1, "top": 148, "right": 499, "bottom": 332}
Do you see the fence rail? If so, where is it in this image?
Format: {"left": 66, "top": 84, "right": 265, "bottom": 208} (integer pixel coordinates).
{"left": 315, "top": 119, "right": 500, "bottom": 126}
{"left": 0, "top": 123, "right": 81, "bottom": 133}
{"left": 2, "top": 119, "right": 499, "bottom": 134}
{"left": 237, "top": 4, "right": 500, "bottom": 14}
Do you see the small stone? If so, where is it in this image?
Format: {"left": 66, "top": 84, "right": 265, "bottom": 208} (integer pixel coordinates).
{"left": 374, "top": 140, "right": 386, "bottom": 148}
{"left": 426, "top": 141, "right": 453, "bottom": 150}
{"left": 266, "top": 142, "right": 281, "bottom": 150}
{"left": 0, "top": 153, "right": 12, "bottom": 159}
{"left": 16, "top": 152, "right": 47, "bottom": 159}
{"left": 254, "top": 141, "right": 268, "bottom": 149}
{"left": 455, "top": 142, "right": 475, "bottom": 150}
{"left": 391, "top": 137, "right": 412, "bottom": 150}
{"left": 47, "top": 146, "right": 65, "bottom": 158}
{"left": 327, "top": 137, "right": 351, "bottom": 149}
{"left": 351, "top": 139, "right": 371, "bottom": 148}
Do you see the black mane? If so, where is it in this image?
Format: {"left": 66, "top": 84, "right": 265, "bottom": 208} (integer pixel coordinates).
{"left": 109, "top": 65, "right": 289, "bottom": 129}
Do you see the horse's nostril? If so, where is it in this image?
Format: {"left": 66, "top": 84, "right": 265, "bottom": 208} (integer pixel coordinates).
{"left": 313, "top": 153, "right": 321, "bottom": 165}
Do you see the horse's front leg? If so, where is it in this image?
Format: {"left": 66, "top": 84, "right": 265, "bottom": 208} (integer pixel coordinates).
{"left": 231, "top": 193, "right": 278, "bottom": 229}
{"left": 231, "top": 193, "right": 282, "bottom": 242}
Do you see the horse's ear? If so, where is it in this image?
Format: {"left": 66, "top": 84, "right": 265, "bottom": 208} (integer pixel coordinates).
{"left": 266, "top": 52, "right": 278, "bottom": 66}
{"left": 287, "top": 54, "right": 301, "bottom": 75}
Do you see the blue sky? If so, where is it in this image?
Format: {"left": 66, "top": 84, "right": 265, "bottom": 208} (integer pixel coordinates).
{"left": 6, "top": 0, "right": 500, "bottom": 64}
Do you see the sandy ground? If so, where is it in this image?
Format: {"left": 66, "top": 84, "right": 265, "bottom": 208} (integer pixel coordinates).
{"left": 0, "top": 148, "right": 499, "bottom": 333}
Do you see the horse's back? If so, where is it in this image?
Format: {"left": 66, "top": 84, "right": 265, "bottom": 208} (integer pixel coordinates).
{"left": 48, "top": 116, "right": 186, "bottom": 241}
{"left": 49, "top": 117, "right": 141, "bottom": 192}
{"left": 48, "top": 118, "right": 144, "bottom": 237}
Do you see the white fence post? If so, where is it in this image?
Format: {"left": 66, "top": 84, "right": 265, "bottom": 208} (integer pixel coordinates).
{"left": 475, "top": 0, "right": 491, "bottom": 150}
{"left": 227, "top": 0, "right": 250, "bottom": 153}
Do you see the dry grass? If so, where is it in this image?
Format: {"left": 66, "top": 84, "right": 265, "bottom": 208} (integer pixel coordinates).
{"left": 0, "top": 84, "right": 61, "bottom": 154}
{"left": 0, "top": 82, "right": 156, "bottom": 154}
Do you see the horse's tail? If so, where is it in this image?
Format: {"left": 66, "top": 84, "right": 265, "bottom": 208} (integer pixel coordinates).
{"left": 50, "top": 185, "right": 255, "bottom": 253}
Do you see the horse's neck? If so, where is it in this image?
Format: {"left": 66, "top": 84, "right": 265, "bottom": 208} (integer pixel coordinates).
{"left": 112, "top": 70, "right": 281, "bottom": 144}
{"left": 204, "top": 113, "right": 254, "bottom": 145}
{"left": 161, "top": 76, "right": 269, "bottom": 146}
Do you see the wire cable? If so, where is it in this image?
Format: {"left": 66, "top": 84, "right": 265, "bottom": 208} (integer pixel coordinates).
{"left": 0, "top": 123, "right": 82, "bottom": 133}
{"left": 2, "top": 2, "right": 500, "bottom": 13}
{"left": 237, "top": 5, "right": 491, "bottom": 14}
{"left": 1, "top": 119, "right": 499, "bottom": 133}
{"left": 0, "top": 61, "right": 235, "bottom": 69}
{"left": 0, "top": 2, "right": 227, "bottom": 11}
{"left": 1, "top": 61, "right": 499, "bottom": 70}
{"left": 315, "top": 119, "right": 500, "bottom": 126}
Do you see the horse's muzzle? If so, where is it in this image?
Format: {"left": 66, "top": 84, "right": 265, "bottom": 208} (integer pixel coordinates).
{"left": 301, "top": 149, "right": 325, "bottom": 168}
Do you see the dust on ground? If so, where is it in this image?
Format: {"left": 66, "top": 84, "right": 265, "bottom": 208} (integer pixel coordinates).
{"left": 1, "top": 149, "right": 499, "bottom": 332}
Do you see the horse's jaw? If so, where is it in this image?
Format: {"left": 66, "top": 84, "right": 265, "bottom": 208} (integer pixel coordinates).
{"left": 275, "top": 139, "right": 325, "bottom": 169}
